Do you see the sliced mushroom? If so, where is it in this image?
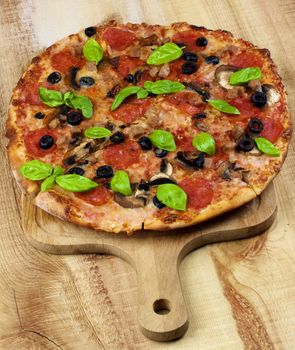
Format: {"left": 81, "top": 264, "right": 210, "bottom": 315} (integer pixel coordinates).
{"left": 216, "top": 160, "right": 230, "bottom": 177}
{"left": 63, "top": 140, "right": 95, "bottom": 166}
{"left": 114, "top": 192, "right": 146, "bottom": 208}
{"left": 188, "top": 82, "right": 210, "bottom": 101}
{"left": 158, "top": 63, "right": 170, "bottom": 78}
{"left": 217, "top": 161, "right": 245, "bottom": 180}
{"left": 262, "top": 84, "right": 280, "bottom": 106}
{"left": 159, "top": 159, "right": 173, "bottom": 176}
{"left": 215, "top": 65, "right": 239, "bottom": 89}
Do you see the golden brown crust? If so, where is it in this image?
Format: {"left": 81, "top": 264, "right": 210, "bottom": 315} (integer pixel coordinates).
{"left": 6, "top": 21, "right": 292, "bottom": 234}
{"left": 144, "top": 187, "right": 257, "bottom": 231}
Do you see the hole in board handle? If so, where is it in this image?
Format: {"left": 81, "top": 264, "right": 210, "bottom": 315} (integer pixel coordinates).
{"left": 153, "top": 298, "right": 171, "bottom": 315}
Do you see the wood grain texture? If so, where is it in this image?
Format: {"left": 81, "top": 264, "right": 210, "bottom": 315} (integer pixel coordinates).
{"left": 21, "top": 184, "right": 276, "bottom": 342}
{"left": 0, "top": 0, "right": 295, "bottom": 349}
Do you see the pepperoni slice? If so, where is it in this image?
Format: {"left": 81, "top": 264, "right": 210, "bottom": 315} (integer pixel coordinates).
{"left": 166, "top": 92, "right": 205, "bottom": 116}
{"left": 50, "top": 50, "right": 85, "bottom": 74}
{"left": 229, "top": 96, "right": 261, "bottom": 123}
{"left": 260, "top": 118, "right": 284, "bottom": 143}
{"left": 102, "top": 27, "right": 136, "bottom": 51}
{"left": 117, "top": 55, "right": 144, "bottom": 76}
{"left": 180, "top": 177, "right": 214, "bottom": 210}
{"left": 229, "top": 51, "right": 264, "bottom": 68}
{"left": 102, "top": 140, "right": 141, "bottom": 169}
{"left": 24, "top": 128, "right": 57, "bottom": 157}
{"left": 112, "top": 97, "right": 151, "bottom": 124}
{"left": 75, "top": 186, "right": 112, "bottom": 206}
{"left": 172, "top": 30, "right": 204, "bottom": 51}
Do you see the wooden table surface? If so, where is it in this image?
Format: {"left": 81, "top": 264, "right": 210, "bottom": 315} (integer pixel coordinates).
{"left": 0, "top": 0, "right": 295, "bottom": 349}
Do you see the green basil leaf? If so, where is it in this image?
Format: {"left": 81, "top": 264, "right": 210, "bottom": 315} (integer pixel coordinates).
{"left": 56, "top": 174, "right": 98, "bottom": 192}
{"left": 143, "top": 81, "right": 153, "bottom": 91}
{"left": 150, "top": 129, "right": 177, "bottom": 151}
{"left": 147, "top": 43, "right": 183, "bottom": 65}
{"left": 41, "top": 175, "right": 56, "bottom": 192}
{"left": 83, "top": 38, "right": 104, "bottom": 65}
{"left": 229, "top": 67, "right": 261, "bottom": 86}
{"left": 254, "top": 137, "right": 280, "bottom": 157}
{"left": 192, "top": 132, "right": 216, "bottom": 156}
{"left": 156, "top": 184, "right": 187, "bottom": 211}
{"left": 137, "top": 87, "right": 149, "bottom": 99}
{"left": 207, "top": 99, "right": 240, "bottom": 114}
{"left": 84, "top": 126, "right": 112, "bottom": 139}
{"left": 53, "top": 165, "right": 64, "bottom": 177}
{"left": 149, "top": 129, "right": 176, "bottom": 151}
{"left": 19, "top": 160, "right": 53, "bottom": 181}
{"left": 144, "top": 80, "right": 185, "bottom": 94}
{"left": 64, "top": 91, "right": 93, "bottom": 118}
{"left": 111, "top": 86, "right": 141, "bottom": 111}
{"left": 110, "top": 170, "right": 132, "bottom": 196}
{"left": 39, "top": 87, "right": 64, "bottom": 107}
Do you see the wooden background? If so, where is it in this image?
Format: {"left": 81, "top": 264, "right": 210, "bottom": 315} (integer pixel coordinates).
{"left": 0, "top": 0, "right": 295, "bottom": 349}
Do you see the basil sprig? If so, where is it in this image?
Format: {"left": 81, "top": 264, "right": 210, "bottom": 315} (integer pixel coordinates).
{"left": 149, "top": 130, "right": 176, "bottom": 151}
{"left": 83, "top": 38, "right": 103, "bottom": 65}
{"left": 207, "top": 99, "right": 240, "bottom": 114}
{"left": 144, "top": 80, "right": 185, "bottom": 94}
{"left": 19, "top": 160, "right": 98, "bottom": 192}
{"left": 254, "top": 137, "right": 280, "bottom": 157}
{"left": 111, "top": 86, "right": 147, "bottom": 111}
{"left": 84, "top": 126, "right": 112, "bottom": 139}
{"left": 147, "top": 43, "right": 183, "bottom": 65}
{"left": 40, "top": 175, "right": 56, "bottom": 192}
{"left": 41, "top": 165, "right": 64, "bottom": 192}
{"left": 38, "top": 87, "right": 64, "bottom": 107}
{"left": 20, "top": 160, "right": 53, "bottom": 181}
{"left": 229, "top": 67, "right": 261, "bottom": 86}
{"left": 156, "top": 184, "right": 187, "bottom": 211}
{"left": 56, "top": 174, "right": 98, "bottom": 192}
{"left": 192, "top": 132, "right": 216, "bottom": 156}
{"left": 110, "top": 170, "right": 132, "bottom": 196}
{"left": 64, "top": 91, "right": 93, "bottom": 118}
{"left": 39, "top": 88, "right": 93, "bottom": 118}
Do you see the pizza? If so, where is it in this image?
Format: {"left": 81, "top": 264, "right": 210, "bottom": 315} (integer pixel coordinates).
{"left": 6, "top": 21, "right": 292, "bottom": 234}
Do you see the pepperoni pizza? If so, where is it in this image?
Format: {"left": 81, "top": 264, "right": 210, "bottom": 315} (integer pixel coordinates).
{"left": 6, "top": 21, "right": 292, "bottom": 233}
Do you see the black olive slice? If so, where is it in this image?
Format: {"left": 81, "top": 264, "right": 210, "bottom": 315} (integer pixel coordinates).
{"left": 139, "top": 136, "right": 153, "bottom": 150}
{"left": 237, "top": 137, "right": 255, "bottom": 152}
{"left": 148, "top": 178, "right": 175, "bottom": 186}
{"left": 39, "top": 135, "right": 54, "bottom": 150}
{"left": 66, "top": 167, "right": 85, "bottom": 175}
{"left": 248, "top": 118, "right": 264, "bottom": 133}
{"left": 153, "top": 196, "right": 166, "bottom": 209}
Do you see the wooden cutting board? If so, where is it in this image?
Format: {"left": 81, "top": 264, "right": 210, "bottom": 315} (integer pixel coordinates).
{"left": 21, "top": 183, "right": 276, "bottom": 342}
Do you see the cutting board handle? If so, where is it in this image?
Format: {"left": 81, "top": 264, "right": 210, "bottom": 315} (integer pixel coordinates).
{"left": 131, "top": 240, "right": 189, "bottom": 341}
